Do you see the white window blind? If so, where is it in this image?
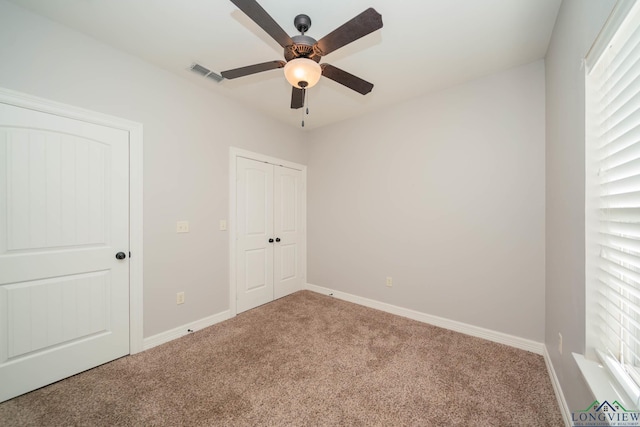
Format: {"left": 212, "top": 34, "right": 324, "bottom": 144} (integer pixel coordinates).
{"left": 586, "top": 0, "right": 640, "bottom": 405}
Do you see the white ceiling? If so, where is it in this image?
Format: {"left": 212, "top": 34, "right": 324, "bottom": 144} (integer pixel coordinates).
{"left": 8, "top": 0, "right": 562, "bottom": 130}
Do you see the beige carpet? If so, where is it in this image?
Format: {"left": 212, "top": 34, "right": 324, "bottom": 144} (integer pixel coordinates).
{"left": 0, "top": 290, "right": 563, "bottom": 426}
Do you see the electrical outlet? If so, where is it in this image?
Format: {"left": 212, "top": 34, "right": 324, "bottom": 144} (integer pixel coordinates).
{"left": 558, "top": 332, "right": 563, "bottom": 355}
{"left": 177, "top": 292, "right": 185, "bottom": 305}
{"left": 386, "top": 277, "right": 393, "bottom": 287}
{"left": 176, "top": 221, "right": 189, "bottom": 233}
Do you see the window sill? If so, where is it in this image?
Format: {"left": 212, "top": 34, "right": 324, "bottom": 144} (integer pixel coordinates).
{"left": 574, "top": 352, "right": 635, "bottom": 408}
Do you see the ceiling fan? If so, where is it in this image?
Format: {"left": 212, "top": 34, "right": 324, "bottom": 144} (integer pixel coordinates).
{"left": 221, "top": 0, "right": 383, "bottom": 110}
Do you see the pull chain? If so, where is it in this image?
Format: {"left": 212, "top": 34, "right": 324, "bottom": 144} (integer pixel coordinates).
{"left": 302, "top": 89, "right": 309, "bottom": 127}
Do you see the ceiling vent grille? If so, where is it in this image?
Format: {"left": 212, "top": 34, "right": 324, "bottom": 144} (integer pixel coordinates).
{"left": 189, "top": 63, "right": 223, "bottom": 82}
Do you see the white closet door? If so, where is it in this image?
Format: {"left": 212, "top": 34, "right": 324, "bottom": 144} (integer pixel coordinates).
{"left": 236, "top": 157, "right": 274, "bottom": 313}
{"left": 0, "top": 103, "right": 130, "bottom": 402}
{"left": 274, "top": 166, "right": 304, "bottom": 299}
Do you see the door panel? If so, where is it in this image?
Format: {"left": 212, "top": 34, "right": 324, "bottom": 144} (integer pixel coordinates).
{"left": 5, "top": 131, "right": 108, "bottom": 250}
{"left": 0, "top": 103, "right": 129, "bottom": 402}
{"left": 236, "top": 157, "right": 273, "bottom": 313}
{"left": 274, "top": 166, "right": 303, "bottom": 299}
{"left": 1, "top": 271, "right": 110, "bottom": 359}
{"left": 245, "top": 167, "right": 269, "bottom": 236}
{"left": 279, "top": 244, "right": 297, "bottom": 280}
{"left": 244, "top": 249, "right": 268, "bottom": 291}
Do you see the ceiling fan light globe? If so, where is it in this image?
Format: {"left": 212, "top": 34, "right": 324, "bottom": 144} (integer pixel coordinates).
{"left": 284, "top": 58, "right": 321, "bottom": 89}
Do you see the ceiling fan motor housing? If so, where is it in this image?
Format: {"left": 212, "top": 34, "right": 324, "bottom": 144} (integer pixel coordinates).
{"left": 285, "top": 35, "right": 321, "bottom": 62}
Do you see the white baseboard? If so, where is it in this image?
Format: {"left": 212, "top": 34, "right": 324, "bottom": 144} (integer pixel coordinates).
{"left": 142, "top": 310, "right": 231, "bottom": 351}
{"left": 543, "top": 346, "right": 572, "bottom": 426}
{"left": 305, "top": 283, "right": 544, "bottom": 355}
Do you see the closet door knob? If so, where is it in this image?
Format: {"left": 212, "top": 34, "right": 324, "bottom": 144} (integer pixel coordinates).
{"left": 268, "top": 238, "right": 274, "bottom": 243}
{"left": 275, "top": 238, "right": 281, "bottom": 242}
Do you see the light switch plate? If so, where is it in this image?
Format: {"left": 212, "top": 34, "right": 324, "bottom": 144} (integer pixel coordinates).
{"left": 219, "top": 220, "right": 227, "bottom": 231}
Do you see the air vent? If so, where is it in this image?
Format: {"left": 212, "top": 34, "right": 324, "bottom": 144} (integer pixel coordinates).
{"left": 206, "top": 72, "right": 223, "bottom": 83}
{"left": 189, "top": 63, "right": 223, "bottom": 82}
{"left": 190, "top": 63, "right": 209, "bottom": 76}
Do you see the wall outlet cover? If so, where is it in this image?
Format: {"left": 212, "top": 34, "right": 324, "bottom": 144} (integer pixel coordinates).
{"left": 176, "top": 221, "right": 189, "bottom": 233}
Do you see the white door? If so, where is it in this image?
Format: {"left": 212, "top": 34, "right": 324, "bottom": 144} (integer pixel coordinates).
{"left": 273, "top": 165, "right": 304, "bottom": 299}
{"left": 236, "top": 157, "right": 303, "bottom": 313}
{"left": 236, "top": 157, "right": 274, "bottom": 313}
{"left": 0, "top": 103, "right": 130, "bottom": 402}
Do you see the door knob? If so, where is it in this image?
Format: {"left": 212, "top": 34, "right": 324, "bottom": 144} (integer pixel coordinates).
{"left": 275, "top": 238, "right": 281, "bottom": 242}
{"left": 115, "top": 252, "right": 127, "bottom": 260}
{"left": 268, "top": 238, "right": 274, "bottom": 243}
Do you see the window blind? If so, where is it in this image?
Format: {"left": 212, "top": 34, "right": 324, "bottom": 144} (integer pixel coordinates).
{"left": 586, "top": 0, "right": 640, "bottom": 404}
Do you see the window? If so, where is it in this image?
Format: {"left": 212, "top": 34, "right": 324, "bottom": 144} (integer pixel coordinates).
{"left": 585, "top": 0, "right": 640, "bottom": 405}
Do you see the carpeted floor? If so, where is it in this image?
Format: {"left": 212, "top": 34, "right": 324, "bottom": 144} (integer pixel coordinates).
{"left": 0, "top": 290, "right": 563, "bottom": 426}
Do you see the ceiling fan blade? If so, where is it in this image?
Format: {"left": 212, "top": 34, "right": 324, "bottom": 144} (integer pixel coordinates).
{"left": 321, "top": 64, "right": 374, "bottom": 95}
{"left": 291, "top": 87, "right": 305, "bottom": 109}
{"left": 221, "top": 60, "right": 286, "bottom": 79}
{"left": 230, "top": 0, "right": 294, "bottom": 48}
{"left": 315, "top": 8, "right": 383, "bottom": 56}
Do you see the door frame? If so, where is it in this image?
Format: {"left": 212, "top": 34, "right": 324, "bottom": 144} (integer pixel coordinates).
{"left": 229, "top": 147, "right": 306, "bottom": 317}
{"left": 0, "top": 87, "right": 144, "bottom": 354}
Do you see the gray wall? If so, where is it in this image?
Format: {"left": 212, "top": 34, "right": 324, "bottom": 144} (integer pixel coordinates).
{"left": 545, "top": 0, "right": 616, "bottom": 412}
{"left": 307, "top": 60, "right": 546, "bottom": 341}
{"left": 0, "top": 0, "right": 306, "bottom": 337}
